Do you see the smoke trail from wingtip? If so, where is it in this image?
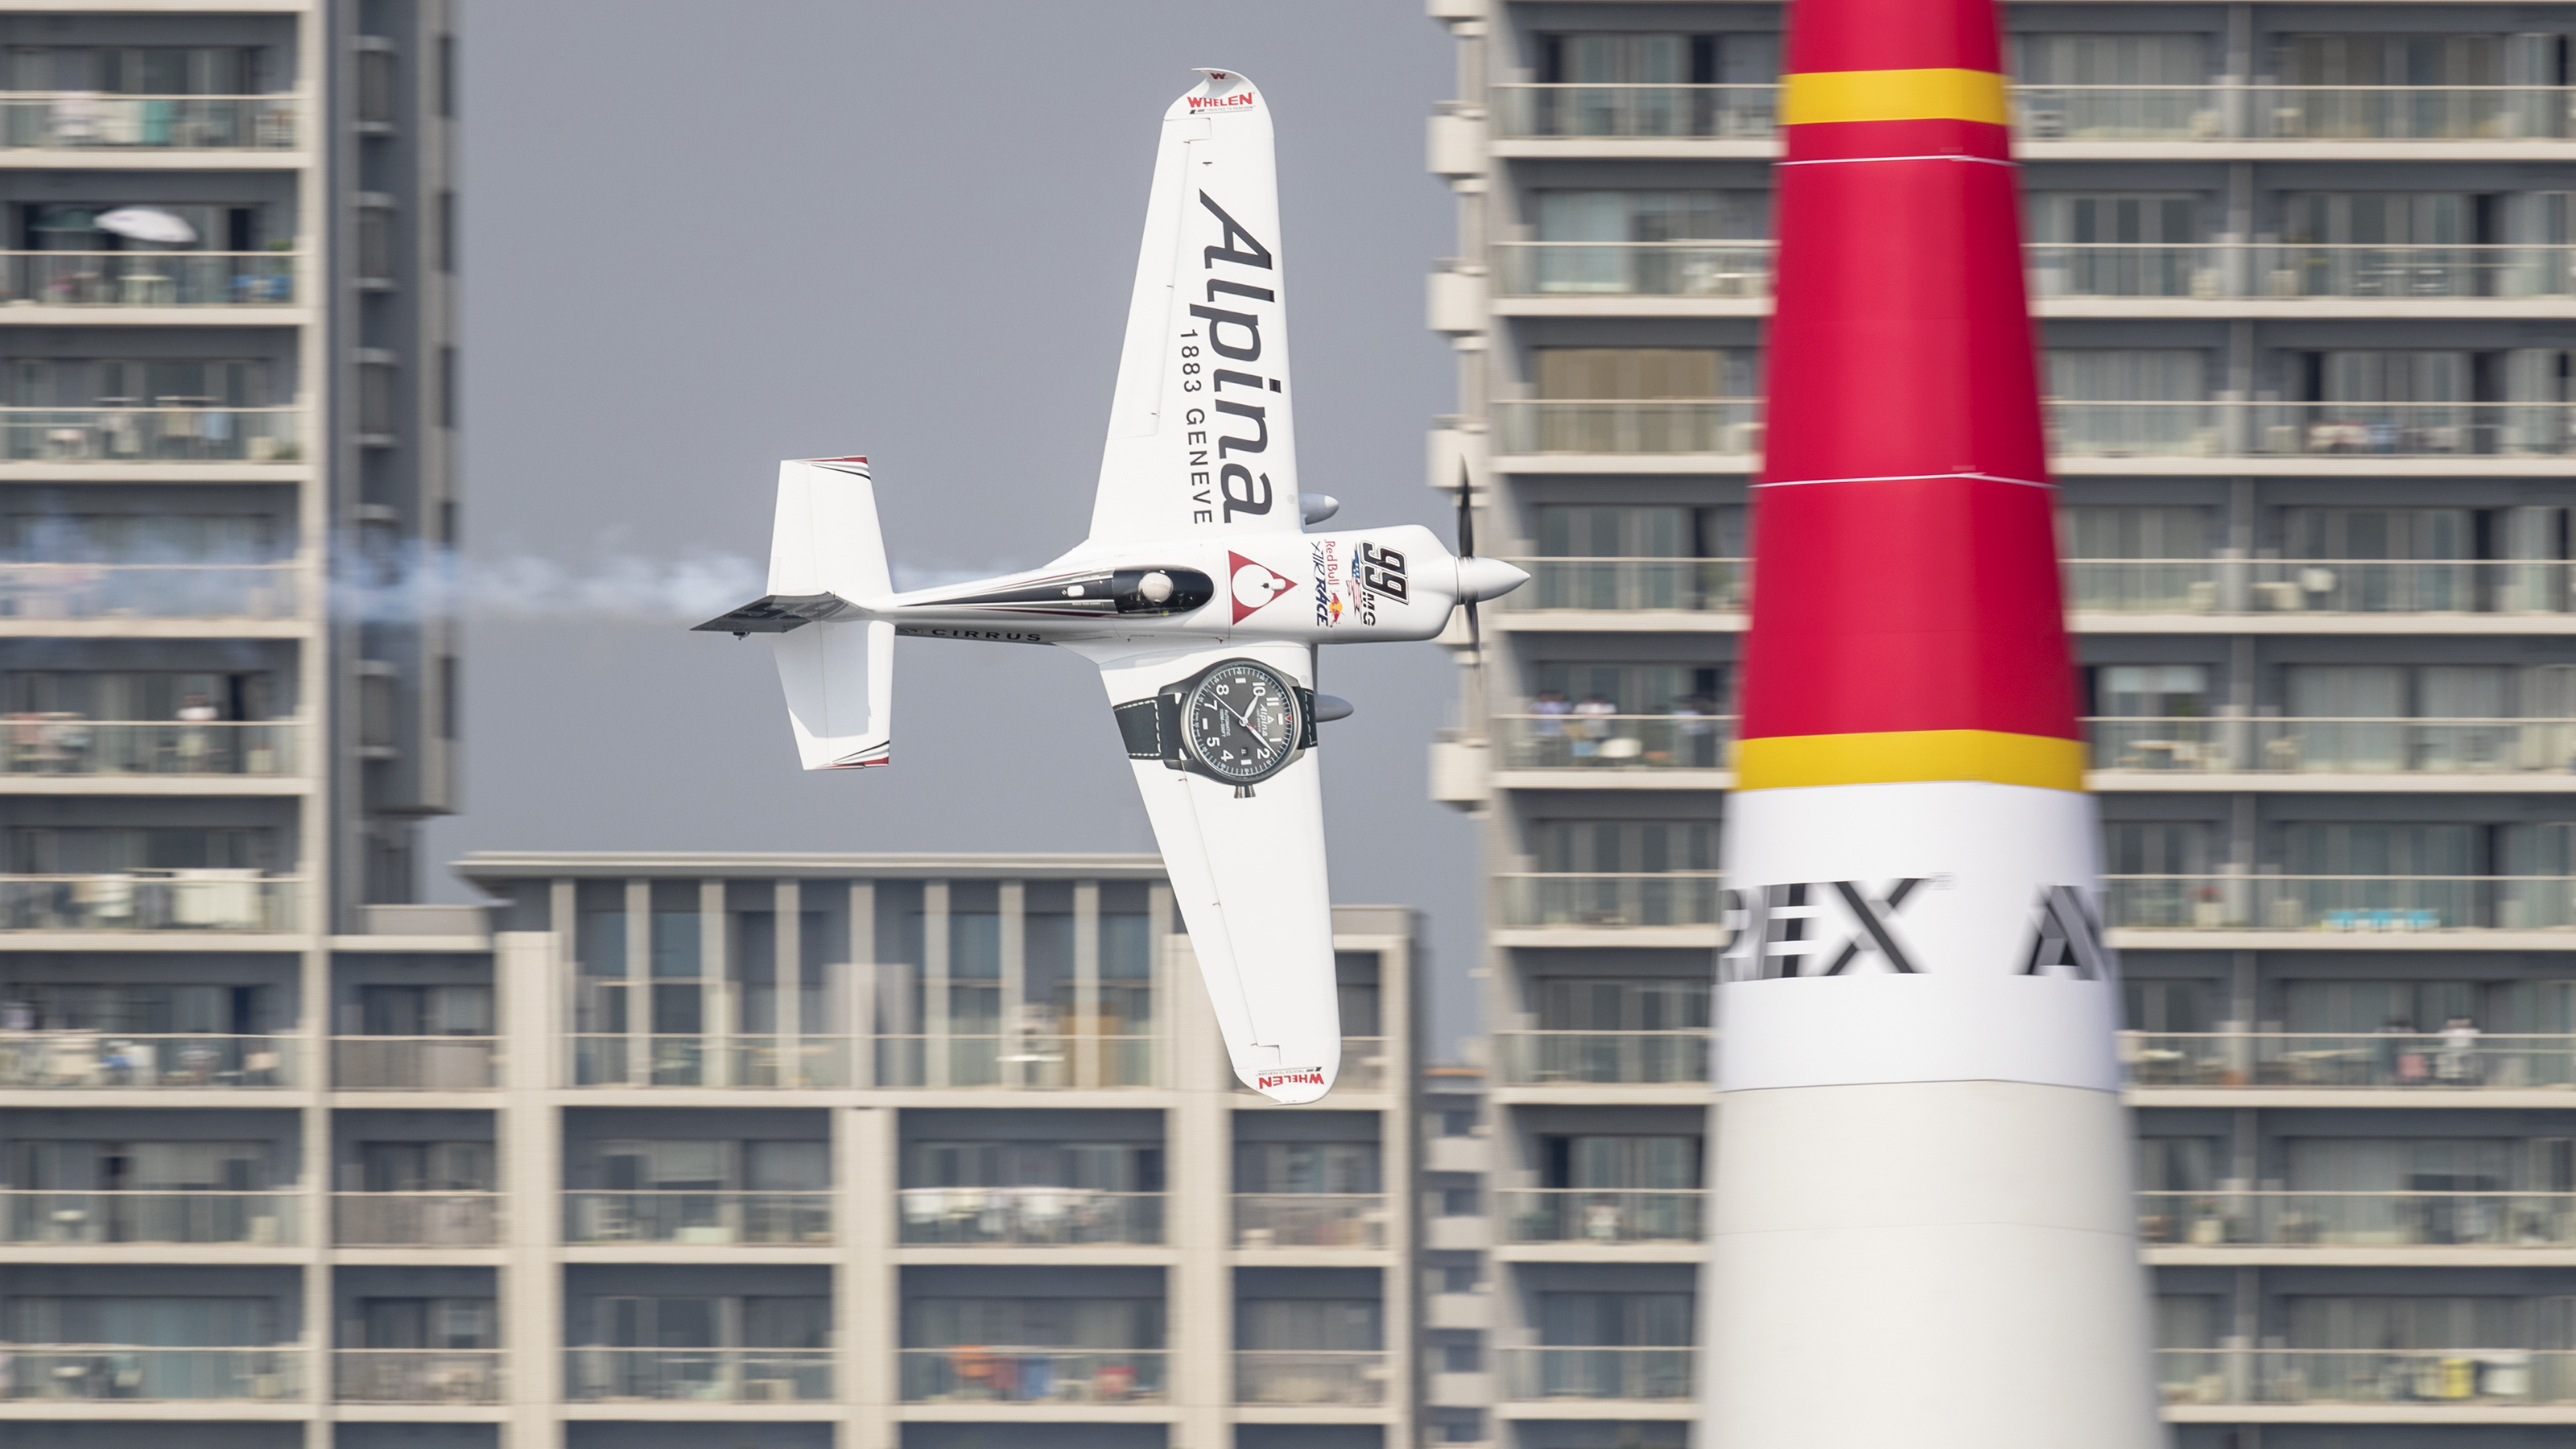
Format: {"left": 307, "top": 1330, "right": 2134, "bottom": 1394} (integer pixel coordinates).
{"left": 332, "top": 543, "right": 1018, "bottom": 625}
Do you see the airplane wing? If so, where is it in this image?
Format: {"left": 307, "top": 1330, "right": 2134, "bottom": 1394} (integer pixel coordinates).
{"left": 1070, "top": 635, "right": 1340, "bottom": 1103}
{"left": 1087, "top": 69, "right": 1304, "bottom": 547}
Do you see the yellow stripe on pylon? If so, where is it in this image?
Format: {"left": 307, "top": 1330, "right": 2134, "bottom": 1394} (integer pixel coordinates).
{"left": 1736, "top": 729, "right": 2085, "bottom": 791}
{"left": 1778, "top": 68, "right": 2012, "bottom": 126}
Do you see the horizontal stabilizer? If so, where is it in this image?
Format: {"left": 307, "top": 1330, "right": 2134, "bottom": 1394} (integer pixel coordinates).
{"left": 691, "top": 592, "right": 852, "bottom": 634}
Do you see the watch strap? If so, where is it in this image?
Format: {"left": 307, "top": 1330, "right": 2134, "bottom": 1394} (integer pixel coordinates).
{"left": 1295, "top": 687, "right": 1319, "bottom": 750}
{"left": 1113, "top": 697, "right": 1166, "bottom": 760}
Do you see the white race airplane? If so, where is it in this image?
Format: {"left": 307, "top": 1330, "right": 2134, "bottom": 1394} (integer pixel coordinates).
{"left": 696, "top": 69, "right": 1526, "bottom": 1104}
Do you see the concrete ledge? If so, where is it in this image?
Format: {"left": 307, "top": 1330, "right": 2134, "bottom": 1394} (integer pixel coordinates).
{"left": 2113, "top": 929, "right": 2575, "bottom": 952}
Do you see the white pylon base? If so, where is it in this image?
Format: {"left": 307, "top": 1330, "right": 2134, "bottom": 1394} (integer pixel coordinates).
{"left": 1703, "top": 1079, "right": 2167, "bottom": 1448}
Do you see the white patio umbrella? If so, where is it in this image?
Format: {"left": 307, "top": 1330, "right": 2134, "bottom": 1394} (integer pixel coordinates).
{"left": 93, "top": 208, "right": 197, "bottom": 246}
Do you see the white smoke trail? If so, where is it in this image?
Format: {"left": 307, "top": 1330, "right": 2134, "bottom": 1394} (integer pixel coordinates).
{"left": 332, "top": 544, "right": 1022, "bottom": 625}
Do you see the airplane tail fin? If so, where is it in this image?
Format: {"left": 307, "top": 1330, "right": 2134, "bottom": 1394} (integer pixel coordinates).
{"left": 693, "top": 457, "right": 895, "bottom": 770}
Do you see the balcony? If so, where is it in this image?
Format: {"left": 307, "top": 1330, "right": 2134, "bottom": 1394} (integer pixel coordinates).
{"left": 1487, "top": 83, "right": 2576, "bottom": 146}
{"left": 1495, "top": 716, "right": 1733, "bottom": 774}
{"left": 564, "top": 1347, "right": 832, "bottom": 1403}
{"left": 1492, "top": 242, "right": 1770, "bottom": 299}
{"left": 1490, "top": 84, "right": 1777, "bottom": 140}
{"left": 2140, "top": 1191, "right": 2576, "bottom": 1250}
{"left": 0, "top": 94, "right": 299, "bottom": 151}
{"left": 1492, "top": 399, "right": 1758, "bottom": 457}
{"left": 0, "top": 1346, "right": 302, "bottom": 1401}
{"left": 1498, "top": 1346, "right": 1695, "bottom": 1404}
{"left": 333, "top": 1349, "right": 503, "bottom": 1404}
{"left": 898, "top": 1348, "right": 1166, "bottom": 1404}
{"left": 0, "top": 407, "right": 301, "bottom": 463}
{"left": 0, "top": 1030, "right": 294, "bottom": 1087}
{"left": 333, "top": 1192, "right": 500, "bottom": 1248}
{"left": 2159, "top": 1348, "right": 2576, "bottom": 1408}
{"left": 0, "top": 251, "right": 297, "bottom": 308}
{"left": 1494, "top": 874, "right": 1723, "bottom": 931}
{"left": 1234, "top": 1350, "right": 1387, "bottom": 1406}
{"left": 332, "top": 1035, "right": 497, "bottom": 1090}
{"left": 2053, "top": 401, "right": 2576, "bottom": 461}
{"left": 874, "top": 1033, "right": 1159, "bottom": 1090}
{"left": 2105, "top": 876, "right": 2576, "bottom": 934}
{"left": 1234, "top": 1193, "right": 1388, "bottom": 1249}
{"left": 0, "top": 720, "right": 299, "bottom": 778}
{"left": 569, "top": 1034, "right": 851, "bottom": 1088}
{"left": 1496, "top": 559, "right": 1747, "bottom": 617}
{"left": 562, "top": 1191, "right": 833, "bottom": 1246}
{"left": 895, "top": 1187, "right": 1163, "bottom": 1247}
{"left": 0, "top": 873, "right": 299, "bottom": 932}
{"left": 2067, "top": 558, "right": 2574, "bottom": 619}
{"left": 2, "top": 1190, "right": 296, "bottom": 1245}
{"left": 2090, "top": 717, "right": 2576, "bottom": 778}
{"left": 1499, "top": 1190, "right": 1705, "bottom": 1245}
{"left": 0, "top": 564, "right": 300, "bottom": 621}
{"left": 1494, "top": 1031, "right": 1711, "bottom": 1087}
{"left": 2122, "top": 1031, "right": 2576, "bottom": 1091}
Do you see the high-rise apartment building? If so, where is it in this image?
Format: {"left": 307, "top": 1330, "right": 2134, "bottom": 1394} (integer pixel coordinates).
{"left": 0, "top": 849, "right": 1426, "bottom": 1449}
{"left": 0, "top": 0, "right": 461, "bottom": 933}
{"left": 1428, "top": 3, "right": 2576, "bottom": 1447}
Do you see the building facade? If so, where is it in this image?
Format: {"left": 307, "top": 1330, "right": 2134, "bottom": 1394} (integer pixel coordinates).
{"left": 0, "top": 0, "right": 463, "bottom": 933}
{"left": 1426, "top": 2, "right": 2576, "bottom": 1447}
{"left": 0, "top": 850, "right": 1426, "bottom": 1449}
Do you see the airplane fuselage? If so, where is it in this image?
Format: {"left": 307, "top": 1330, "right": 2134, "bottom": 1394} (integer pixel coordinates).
{"left": 863, "top": 523, "right": 1463, "bottom": 648}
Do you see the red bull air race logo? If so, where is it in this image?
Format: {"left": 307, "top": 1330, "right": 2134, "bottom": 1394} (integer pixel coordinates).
{"left": 1310, "top": 539, "right": 1406, "bottom": 630}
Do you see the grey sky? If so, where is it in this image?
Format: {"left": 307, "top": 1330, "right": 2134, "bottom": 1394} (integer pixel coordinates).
{"left": 421, "top": 1, "right": 1485, "bottom": 1052}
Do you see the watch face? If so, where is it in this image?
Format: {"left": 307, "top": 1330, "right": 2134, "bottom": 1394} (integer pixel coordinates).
{"left": 1185, "top": 661, "right": 1301, "bottom": 783}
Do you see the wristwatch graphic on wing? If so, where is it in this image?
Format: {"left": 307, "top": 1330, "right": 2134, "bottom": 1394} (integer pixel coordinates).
{"left": 694, "top": 69, "right": 1528, "bottom": 1104}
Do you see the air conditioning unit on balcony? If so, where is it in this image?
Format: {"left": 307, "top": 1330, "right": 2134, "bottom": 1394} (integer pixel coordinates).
{"left": 2252, "top": 581, "right": 2303, "bottom": 612}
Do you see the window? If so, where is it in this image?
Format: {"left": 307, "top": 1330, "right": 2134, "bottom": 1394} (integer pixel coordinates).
{"left": 1536, "top": 977, "right": 1708, "bottom": 1033}
{"left": 7, "top": 825, "right": 273, "bottom": 873}
{"left": 2096, "top": 664, "right": 2211, "bottom": 719}
{"left": 1237, "top": 1298, "right": 1381, "bottom": 1351}
{"left": 1535, "top": 347, "right": 1739, "bottom": 400}
{"left": 1538, "top": 1291, "right": 1693, "bottom": 1346}
{"left": 906, "top": 1140, "right": 1162, "bottom": 1191}
{"left": 906, "top": 1296, "right": 1162, "bottom": 1349}
{"left": 356, "top": 205, "right": 394, "bottom": 282}
{"left": 2029, "top": 194, "right": 2204, "bottom": 298}
{"left": 436, "top": 35, "right": 455, "bottom": 118}
{"left": 357, "top": 1140, "right": 493, "bottom": 1191}
{"left": 1530, "top": 819, "right": 1719, "bottom": 875}
{"left": 2014, "top": 34, "right": 2207, "bottom": 85}
{"left": 2103, "top": 822, "right": 2214, "bottom": 877}
{"left": 1540, "top": 1134, "right": 1703, "bottom": 1190}
{"left": 357, "top": 47, "right": 396, "bottom": 126}
{"left": 1235, "top": 1141, "right": 1381, "bottom": 1194}
{"left": 2047, "top": 349, "right": 2211, "bottom": 456}
{"left": 2061, "top": 506, "right": 2211, "bottom": 562}
{"left": 357, "top": 359, "right": 397, "bottom": 436}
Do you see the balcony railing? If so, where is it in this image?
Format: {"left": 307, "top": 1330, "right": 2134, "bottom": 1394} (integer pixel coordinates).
{"left": 1336, "top": 1036, "right": 1388, "bottom": 1092}
{"left": 873, "top": 1033, "right": 1157, "bottom": 1089}
{"left": 0, "top": 719, "right": 299, "bottom": 777}
{"left": 1235, "top": 1350, "right": 1387, "bottom": 1406}
{"left": 1498, "top": 558, "right": 1748, "bottom": 613}
{"left": 333, "top": 1192, "right": 500, "bottom": 1247}
{"left": 2089, "top": 717, "right": 2576, "bottom": 774}
{"left": 1499, "top": 1346, "right": 1696, "bottom": 1402}
{"left": 1494, "top": 714, "right": 1735, "bottom": 771}
{"left": 1489, "top": 83, "right": 2576, "bottom": 143}
{"left": 1492, "top": 399, "right": 1759, "bottom": 456}
{"left": 1492, "top": 241, "right": 1771, "bottom": 298}
{"left": 334, "top": 1348, "right": 502, "bottom": 1404}
{"left": 568, "top": 1033, "right": 850, "bottom": 1088}
{"left": 0, "top": 407, "right": 301, "bottom": 462}
{"left": 1495, "top": 1030, "right": 1711, "bottom": 1086}
{"left": 562, "top": 1190, "right": 833, "bottom": 1245}
{"left": 2054, "top": 400, "right": 2576, "bottom": 459}
{"left": 0, "top": 94, "right": 298, "bottom": 150}
{"left": 2066, "top": 557, "right": 2576, "bottom": 616}
{"left": 0, "top": 873, "right": 298, "bottom": 931}
{"left": 1235, "top": 1193, "right": 1388, "bottom": 1249}
{"left": 900, "top": 1347, "right": 1166, "bottom": 1403}
{"left": 0, "top": 564, "right": 299, "bottom": 620}
{"left": 1490, "top": 84, "right": 1779, "bottom": 139}
{"left": 2122, "top": 1030, "right": 2576, "bottom": 1090}
{"left": 2, "top": 1189, "right": 295, "bottom": 1245}
{"left": 0, "top": 251, "right": 296, "bottom": 307}
{"left": 1501, "top": 1188, "right": 1705, "bottom": 1245}
{"left": 0, "top": 1030, "right": 293, "bottom": 1086}
{"left": 2158, "top": 1348, "right": 2576, "bottom": 1406}
{"left": 2104, "top": 875, "right": 2576, "bottom": 931}
{"left": 896, "top": 1187, "right": 1163, "bottom": 1246}
{"left": 564, "top": 1347, "right": 832, "bottom": 1402}
{"left": 0, "top": 1347, "right": 301, "bottom": 1401}
{"left": 332, "top": 1035, "right": 497, "bottom": 1090}
{"left": 1495, "top": 873, "right": 1724, "bottom": 930}
{"left": 2140, "top": 1191, "right": 2576, "bottom": 1249}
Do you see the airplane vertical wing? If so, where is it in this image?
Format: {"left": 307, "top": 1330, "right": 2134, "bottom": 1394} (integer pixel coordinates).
{"left": 1088, "top": 69, "right": 1304, "bottom": 547}
{"left": 1070, "top": 637, "right": 1340, "bottom": 1103}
